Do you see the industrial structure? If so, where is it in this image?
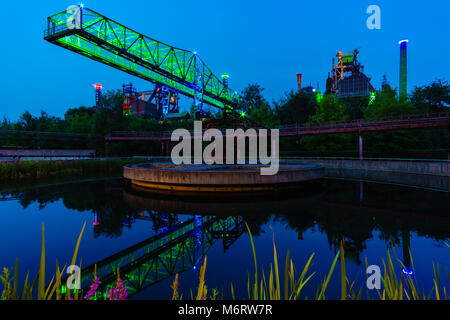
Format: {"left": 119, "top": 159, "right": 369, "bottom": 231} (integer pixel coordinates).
{"left": 122, "top": 83, "right": 181, "bottom": 119}
{"left": 93, "top": 83, "right": 103, "bottom": 107}
{"left": 61, "top": 215, "right": 244, "bottom": 299}
{"left": 44, "top": 6, "right": 245, "bottom": 119}
{"left": 329, "top": 49, "right": 375, "bottom": 98}
{"left": 399, "top": 39, "right": 408, "bottom": 97}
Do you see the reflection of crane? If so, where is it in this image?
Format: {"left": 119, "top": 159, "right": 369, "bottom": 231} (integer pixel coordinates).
{"left": 63, "top": 215, "right": 244, "bottom": 299}
{"left": 44, "top": 6, "right": 245, "bottom": 116}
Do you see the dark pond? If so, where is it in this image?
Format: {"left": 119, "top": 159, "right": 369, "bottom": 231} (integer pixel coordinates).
{"left": 0, "top": 176, "right": 448, "bottom": 300}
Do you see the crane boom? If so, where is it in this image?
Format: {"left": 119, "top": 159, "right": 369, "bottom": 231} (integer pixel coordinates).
{"left": 44, "top": 7, "right": 244, "bottom": 111}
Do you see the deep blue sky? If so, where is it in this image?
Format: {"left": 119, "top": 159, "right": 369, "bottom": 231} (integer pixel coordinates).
{"left": 1, "top": 0, "right": 449, "bottom": 120}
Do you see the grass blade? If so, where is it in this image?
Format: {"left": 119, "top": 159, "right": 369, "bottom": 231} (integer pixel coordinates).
{"left": 37, "top": 223, "right": 45, "bottom": 300}
{"left": 318, "top": 251, "right": 340, "bottom": 300}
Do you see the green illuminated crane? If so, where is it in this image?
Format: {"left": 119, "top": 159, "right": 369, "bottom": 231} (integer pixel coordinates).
{"left": 44, "top": 6, "right": 245, "bottom": 112}
{"left": 62, "top": 215, "right": 244, "bottom": 299}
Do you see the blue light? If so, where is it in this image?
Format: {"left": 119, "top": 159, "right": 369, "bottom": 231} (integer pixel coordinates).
{"left": 193, "top": 266, "right": 197, "bottom": 270}
{"left": 402, "top": 267, "right": 414, "bottom": 277}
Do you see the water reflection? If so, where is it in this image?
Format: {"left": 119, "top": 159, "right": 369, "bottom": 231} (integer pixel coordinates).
{"left": 0, "top": 177, "right": 448, "bottom": 299}
{"left": 72, "top": 215, "right": 245, "bottom": 299}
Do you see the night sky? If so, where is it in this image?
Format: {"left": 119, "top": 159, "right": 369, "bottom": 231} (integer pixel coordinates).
{"left": 1, "top": 0, "right": 449, "bottom": 120}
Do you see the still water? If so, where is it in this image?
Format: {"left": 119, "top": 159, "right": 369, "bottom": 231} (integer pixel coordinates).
{"left": 0, "top": 177, "right": 448, "bottom": 299}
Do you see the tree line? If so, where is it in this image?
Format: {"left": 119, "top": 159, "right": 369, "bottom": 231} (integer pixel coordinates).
{"left": 0, "top": 80, "right": 448, "bottom": 158}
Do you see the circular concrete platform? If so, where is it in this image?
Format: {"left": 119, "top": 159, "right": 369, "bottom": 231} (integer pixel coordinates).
{"left": 124, "top": 163, "right": 325, "bottom": 194}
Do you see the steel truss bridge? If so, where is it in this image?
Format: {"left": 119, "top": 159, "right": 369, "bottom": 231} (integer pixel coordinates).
{"left": 105, "top": 112, "right": 450, "bottom": 141}
{"left": 62, "top": 215, "right": 244, "bottom": 299}
{"left": 44, "top": 6, "right": 244, "bottom": 113}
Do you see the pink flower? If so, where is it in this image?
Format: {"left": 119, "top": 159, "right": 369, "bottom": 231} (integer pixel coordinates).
{"left": 84, "top": 277, "right": 100, "bottom": 300}
{"left": 107, "top": 279, "right": 127, "bottom": 300}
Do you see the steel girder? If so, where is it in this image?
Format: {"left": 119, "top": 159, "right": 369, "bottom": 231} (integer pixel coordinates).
{"left": 44, "top": 7, "right": 244, "bottom": 111}
{"left": 67, "top": 216, "right": 243, "bottom": 299}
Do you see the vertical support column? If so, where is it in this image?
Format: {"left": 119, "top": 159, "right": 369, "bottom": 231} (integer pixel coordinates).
{"left": 105, "top": 141, "right": 109, "bottom": 158}
{"left": 359, "top": 180, "right": 364, "bottom": 202}
{"left": 165, "top": 141, "right": 170, "bottom": 157}
{"left": 359, "top": 135, "right": 363, "bottom": 162}
{"left": 222, "top": 74, "right": 230, "bottom": 119}
{"left": 80, "top": 5, "right": 83, "bottom": 27}
{"left": 193, "top": 53, "right": 204, "bottom": 118}
{"left": 402, "top": 230, "right": 412, "bottom": 274}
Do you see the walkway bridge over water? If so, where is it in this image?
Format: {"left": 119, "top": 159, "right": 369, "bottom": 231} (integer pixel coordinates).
{"left": 105, "top": 112, "right": 450, "bottom": 141}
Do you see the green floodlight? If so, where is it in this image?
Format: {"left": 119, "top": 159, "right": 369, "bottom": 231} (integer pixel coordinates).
{"left": 369, "top": 91, "right": 376, "bottom": 105}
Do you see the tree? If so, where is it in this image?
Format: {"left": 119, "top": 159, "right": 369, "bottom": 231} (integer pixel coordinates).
{"left": 0, "top": 117, "right": 11, "bottom": 130}
{"left": 302, "top": 95, "right": 353, "bottom": 153}
{"left": 362, "top": 88, "right": 431, "bottom": 157}
{"left": 274, "top": 90, "right": 317, "bottom": 125}
{"left": 241, "top": 83, "right": 269, "bottom": 112}
{"left": 410, "top": 79, "right": 450, "bottom": 113}
{"left": 248, "top": 104, "right": 279, "bottom": 127}
{"left": 364, "top": 87, "right": 415, "bottom": 119}
{"left": 325, "top": 76, "right": 333, "bottom": 95}
{"left": 92, "top": 90, "right": 129, "bottom": 135}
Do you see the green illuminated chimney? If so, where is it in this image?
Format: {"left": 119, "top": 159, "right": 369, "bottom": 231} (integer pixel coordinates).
{"left": 399, "top": 39, "right": 408, "bottom": 98}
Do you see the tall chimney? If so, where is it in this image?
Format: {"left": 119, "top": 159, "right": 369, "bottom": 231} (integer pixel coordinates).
{"left": 297, "top": 74, "right": 303, "bottom": 93}
{"left": 399, "top": 39, "right": 408, "bottom": 97}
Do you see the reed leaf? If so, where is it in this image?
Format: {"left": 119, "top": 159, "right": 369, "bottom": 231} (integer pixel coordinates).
{"left": 12, "top": 258, "right": 19, "bottom": 300}
{"left": 66, "top": 222, "right": 86, "bottom": 300}
{"left": 244, "top": 221, "right": 258, "bottom": 300}
{"left": 339, "top": 240, "right": 347, "bottom": 300}
{"left": 230, "top": 283, "right": 235, "bottom": 300}
{"left": 37, "top": 223, "right": 45, "bottom": 300}
{"left": 317, "top": 251, "right": 340, "bottom": 300}
{"left": 20, "top": 271, "right": 29, "bottom": 300}
{"left": 284, "top": 250, "right": 290, "bottom": 300}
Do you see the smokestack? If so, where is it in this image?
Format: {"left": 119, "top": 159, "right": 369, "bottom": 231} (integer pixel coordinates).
{"left": 297, "top": 74, "right": 303, "bottom": 93}
{"left": 399, "top": 39, "right": 408, "bottom": 97}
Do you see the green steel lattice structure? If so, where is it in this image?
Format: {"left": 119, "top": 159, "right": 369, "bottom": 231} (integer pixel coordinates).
{"left": 61, "top": 215, "right": 244, "bottom": 299}
{"left": 44, "top": 7, "right": 245, "bottom": 111}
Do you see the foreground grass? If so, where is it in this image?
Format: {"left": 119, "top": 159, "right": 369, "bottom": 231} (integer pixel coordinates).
{"left": 1, "top": 224, "right": 448, "bottom": 300}
{"left": 0, "top": 223, "right": 126, "bottom": 300}
{"left": 172, "top": 224, "right": 450, "bottom": 301}
{"left": 0, "top": 159, "right": 146, "bottom": 182}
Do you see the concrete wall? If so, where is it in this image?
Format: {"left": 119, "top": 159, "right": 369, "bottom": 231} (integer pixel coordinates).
{"left": 282, "top": 158, "right": 449, "bottom": 191}
{"left": 283, "top": 158, "right": 450, "bottom": 177}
